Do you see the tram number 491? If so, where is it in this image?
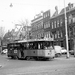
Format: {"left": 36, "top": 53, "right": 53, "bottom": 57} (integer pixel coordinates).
{"left": 14, "top": 50, "right": 17, "bottom": 53}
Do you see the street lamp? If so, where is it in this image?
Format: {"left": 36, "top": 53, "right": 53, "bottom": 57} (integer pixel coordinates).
{"left": 64, "top": 0, "right": 69, "bottom": 58}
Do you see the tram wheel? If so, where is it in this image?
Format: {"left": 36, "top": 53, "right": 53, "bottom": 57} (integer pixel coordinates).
{"left": 17, "top": 56, "right": 21, "bottom": 60}
{"left": 11, "top": 56, "right": 14, "bottom": 59}
{"left": 36, "top": 57, "right": 40, "bottom": 60}
{"left": 26, "top": 56, "right": 30, "bottom": 60}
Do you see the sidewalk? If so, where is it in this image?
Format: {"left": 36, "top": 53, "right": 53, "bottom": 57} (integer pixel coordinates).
{"left": 55, "top": 54, "right": 75, "bottom": 60}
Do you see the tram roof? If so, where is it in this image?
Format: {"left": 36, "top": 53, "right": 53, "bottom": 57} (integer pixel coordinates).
{"left": 17, "top": 38, "right": 54, "bottom": 43}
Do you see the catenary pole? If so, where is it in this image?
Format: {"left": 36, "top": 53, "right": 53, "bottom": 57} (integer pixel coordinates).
{"left": 64, "top": 0, "right": 69, "bottom": 58}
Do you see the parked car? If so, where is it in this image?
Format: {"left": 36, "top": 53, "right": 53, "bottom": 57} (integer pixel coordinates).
{"left": 61, "top": 47, "right": 67, "bottom": 54}
{"left": 54, "top": 46, "right": 62, "bottom": 57}
{"left": 69, "top": 50, "right": 74, "bottom": 55}
{"left": 1, "top": 49, "right": 8, "bottom": 54}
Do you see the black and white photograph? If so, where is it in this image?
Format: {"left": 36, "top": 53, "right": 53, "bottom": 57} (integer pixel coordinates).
{"left": 0, "top": 0, "right": 75, "bottom": 75}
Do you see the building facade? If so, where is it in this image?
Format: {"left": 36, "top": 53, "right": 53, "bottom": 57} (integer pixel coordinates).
{"left": 49, "top": 3, "right": 75, "bottom": 50}
{"left": 31, "top": 3, "right": 75, "bottom": 50}
{"left": 43, "top": 10, "right": 51, "bottom": 38}
{"left": 31, "top": 12, "right": 44, "bottom": 39}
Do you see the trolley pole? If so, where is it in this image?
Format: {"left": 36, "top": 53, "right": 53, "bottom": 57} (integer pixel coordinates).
{"left": 64, "top": 0, "right": 69, "bottom": 58}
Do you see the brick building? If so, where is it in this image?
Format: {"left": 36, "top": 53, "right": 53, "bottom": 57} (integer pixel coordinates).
{"left": 46, "top": 3, "right": 75, "bottom": 50}
{"left": 43, "top": 10, "right": 51, "bottom": 38}
{"left": 31, "top": 3, "right": 75, "bottom": 50}
{"left": 31, "top": 12, "right": 44, "bottom": 39}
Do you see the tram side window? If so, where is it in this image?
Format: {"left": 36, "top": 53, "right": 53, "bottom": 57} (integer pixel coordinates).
{"left": 38, "top": 42, "right": 44, "bottom": 49}
{"left": 43, "top": 41, "right": 54, "bottom": 49}
{"left": 23, "top": 43, "right": 27, "bottom": 49}
{"left": 29, "top": 42, "right": 38, "bottom": 50}
{"left": 33, "top": 42, "right": 38, "bottom": 49}
{"left": 23, "top": 42, "right": 35, "bottom": 50}
{"left": 40, "top": 42, "right": 44, "bottom": 49}
{"left": 19, "top": 44, "right": 23, "bottom": 49}
{"left": 7, "top": 44, "right": 14, "bottom": 50}
{"left": 44, "top": 42, "right": 50, "bottom": 47}
{"left": 9, "top": 44, "right": 13, "bottom": 48}
{"left": 29, "top": 42, "right": 33, "bottom": 50}
{"left": 52, "top": 41, "right": 54, "bottom": 48}
{"left": 38, "top": 44, "right": 40, "bottom": 49}
{"left": 14, "top": 44, "right": 19, "bottom": 49}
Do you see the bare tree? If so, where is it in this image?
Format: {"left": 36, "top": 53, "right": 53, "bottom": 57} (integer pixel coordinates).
{"left": 18, "top": 19, "right": 29, "bottom": 40}
{"left": 0, "top": 27, "right": 5, "bottom": 39}
{"left": 0, "top": 27, "right": 5, "bottom": 52}
{"left": 19, "top": 19, "right": 29, "bottom": 27}
{"left": 13, "top": 19, "right": 29, "bottom": 40}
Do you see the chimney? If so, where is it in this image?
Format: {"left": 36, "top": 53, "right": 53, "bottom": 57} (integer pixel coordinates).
{"left": 68, "top": 3, "right": 73, "bottom": 10}
{"left": 55, "top": 6, "right": 58, "bottom": 15}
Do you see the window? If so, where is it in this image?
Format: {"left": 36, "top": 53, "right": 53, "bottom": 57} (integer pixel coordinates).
{"left": 52, "top": 34, "right": 54, "bottom": 39}
{"left": 41, "top": 33, "right": 44, "bottom": 38}
{"left": 55, "top": 33, "right": 57, "bottom": 39}
{"left": 46, "top": 13, "right": 47, "bottom": 17}
{"left": 44, "top": 23, "right": 46, "bottom": 28}
{"left": 50, "top": 32, "right": 53, "bottom": 38}
{"left": 57, "top": 31, "right": 60, "bottom": 38}
{"left": 49, "top": 32, "right": 51, "bottom": 38}
{"left": 68, "top": 28, "right": 70, "bottom": 37}
{"left": 48, "top": 12, "right": 50, "bottom": 16}
{"left": 52, "top": 22, "right": 53, "bottom": 29}
{"left": 60, "top": 31, "right": 63, "bottom": 37}
{"left": 48, "top": 31, "right": 50, "bottom": 38}
{"left": 68, "top": 14, "right": 72, "bottom": 24}
{"left": 47, "top": 32, "right": 49, "bottom": 38}
{"left": 41, "top": 22, "right": 43, "bottom": 28}
{"left": 73, "top": 27, "right": 75, "bottom": 35}
{"left": 73, "top": 17, "right": 75, "bottom": 23}
{"left": 60, "top": 18, "right": 63, "bottom": 26}
{"left": 44, "top": 21, "right": 50, "bottom": 28}
{"left": 38, "top": 34, "right": 40, "bottom": 39}
{"left": 57, "top": 20, "right": 59, "bottom": 27}
{"left": 46, "top": 22, "right": 48, "bottom": 28}
{"left": 54, "top": 21, "right": 56, "bottom": 28}
{"left": 44, "top": 23, "right": 47, "bottom": 28}
{"left": 72, "top": 15, "right": 75, "bottom": 23}
{"left": 44, "top": 32, "right": 50, "bottom": 38}
{"left": 48, "top": 21, "right": 50, "bottom": 27}
{"left": 43, "top": 14, "right": 45, "bottom": 18}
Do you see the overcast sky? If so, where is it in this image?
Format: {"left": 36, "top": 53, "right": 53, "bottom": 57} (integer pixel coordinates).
{"left": 0, "top": 0, "right": 75, "bottom": 32}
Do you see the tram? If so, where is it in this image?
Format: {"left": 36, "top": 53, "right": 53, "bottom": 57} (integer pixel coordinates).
{"left": 7, "top": 39, "right": 55, "bottom": 60}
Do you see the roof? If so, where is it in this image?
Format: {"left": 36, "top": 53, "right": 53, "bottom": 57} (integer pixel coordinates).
{"left": 18, "top": 38, "right": 54, "bottom": 43}
{"left": 59, "top": 7, "right": 69, "bottom": 14}
{"left": 52, "top": 11, "right": 58, "bottom": 17}
{"left": 59, "top": 6, "right": 75, "bottom": 15}
{"left": 31, "top": 16, "right": 43, "bottom": 22}
{"left": 51, "top": 6, "right": 75, "bottom": 19}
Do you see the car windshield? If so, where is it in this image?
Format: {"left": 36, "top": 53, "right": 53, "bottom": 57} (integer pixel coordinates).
{"left": 54, "top": 46, "right": 62, "bottom": 50}
{"left": 62, "top": 47, "right": 65, "bottom": 50}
